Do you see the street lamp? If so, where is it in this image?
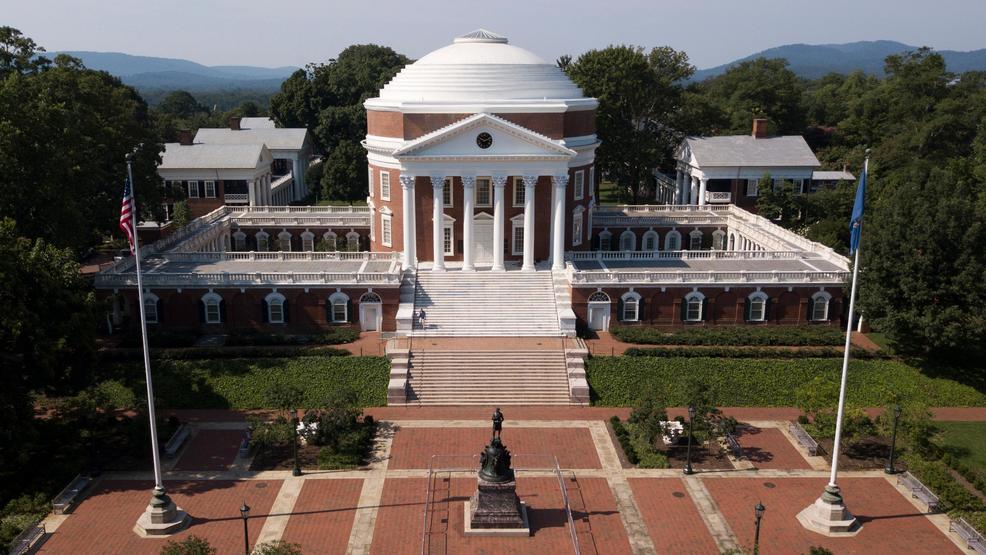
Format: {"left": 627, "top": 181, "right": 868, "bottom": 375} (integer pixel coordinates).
{"left": 684, "top": 405, "right": 696, "bottom": 475}
{"left": 885, "top": 404, "right": 902, "bottom": 475}
{"left": 754, "top": 502, "right": 766, "bottom": 555}
{"left": 239, "top": 502, "right": 250, "bottom": 555}
{"left": 292, "top": 408, "right": 302, "bottom": 477}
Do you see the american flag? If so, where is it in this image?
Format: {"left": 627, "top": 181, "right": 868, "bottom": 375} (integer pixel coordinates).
{"left": 119, "top": 178, "right": 136, "bottom": 254}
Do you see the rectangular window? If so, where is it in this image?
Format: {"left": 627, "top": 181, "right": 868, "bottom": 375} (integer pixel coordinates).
{"left": 689, "top": 234, "right": 702, "bottom": 250}
{"left": 204, "top": 181, "right": 216, "bottom": 198}
{"left": 380, "top": 172, "right": 390, "bottom": 200}
{"left": 750, "top": 300, "right": 765, "bottom": 322}
{"left": 813, "top": 299, "right": 828, "bottom": 321}
{"left": 206, "top": 302, "right": 221, "bottom": 324}
{"left": 443, "top": 226, "right": 453, "bottom": 256}
{"left": 302, "top": 236, "right": 314, "bottom": 251}
{"left": 332, "top": 303, "right": 347, "bottom": 323}
{"left": 746, "top": 179, "right": 759, "bottom": 197}
{"left": 572, "top": 212, "right": 583, "bottom": 246}
{"left": 512, "top": 177, "right": 525, "bottom": 207}
{"left": 188, "top": 181, "right": 199, "bottom": 198}
{"left": 475, "top": 178, "right": 492, "bottom": 207}
{"left": 623, "top": 300, "right": 638, "bottom": 322}
{"left": 144, "top": 299, "right": 158, "bottom": 324}
{"left": 269, "top": 302, "right": 284, "bottom": 324}
{"left": 574, "top": 170, "right": 585, "bottom": 200}
{"left": 257, "top": 235, "right": 269, "bottom": 251}
{"left": 686, "top": 300, "right": 702, "bottom": 322}
{"left": 443, "top": 177, "right": 453, "bottom": 207}
{"left": 512, "top": 225, "right": 524, "bottom": 255}
{"left": 368, "top": 168, "right": 374, "bottom": 198}
{"left": 600, "top": 235, "right": 611, "bottom": 251}
{"left": 381, "top": 215, "right": 392, "bottom": 247}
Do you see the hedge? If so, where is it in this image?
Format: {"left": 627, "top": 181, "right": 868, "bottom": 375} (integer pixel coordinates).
{"left": 586, "top": 357, "right": 986, "bottom": 407}
{"left": 611, "top": 325, "right": 844, "bottom": 346}
{"left": 623, "top": 346, "right": 885, "bottom": 359}
{"left": 99, "top": 345, "right": 350, "bottom": 362}
{"left": 105, "top": 356, "right": 389, "bottom": 408}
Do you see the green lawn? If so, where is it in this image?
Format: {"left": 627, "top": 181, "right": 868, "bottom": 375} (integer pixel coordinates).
{"left": 865, "top": 332, "right": 893, "bottom": 352}
{"left": 936, "top": 421, "right": 986, "bottom": 474}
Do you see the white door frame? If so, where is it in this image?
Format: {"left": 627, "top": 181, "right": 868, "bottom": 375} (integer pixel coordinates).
{"left": 359, "top": 302, "right": 382, "bottom": 331}
{"left": 587, "top": 302, "right": 610, "bottom": 331}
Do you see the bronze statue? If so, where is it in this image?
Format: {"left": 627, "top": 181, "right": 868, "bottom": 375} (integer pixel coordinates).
{"left": 491, "top": 407, "right": 504, "bottom": 440}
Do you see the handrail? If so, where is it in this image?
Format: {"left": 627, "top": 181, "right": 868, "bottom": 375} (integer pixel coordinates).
{"left": 553, "top": 456, "right": 582, "bottom": 555}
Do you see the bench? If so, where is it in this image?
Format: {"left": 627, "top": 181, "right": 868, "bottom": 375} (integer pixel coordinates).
{"left": 52, "top": 474, "right": 92, "bottom": 514}
{"left": 788, "top": 422, "right": 821, "bottom": 456}
{"left": 950, "top": 517, "right": 986, "bottom": 554}
{"left": 9, "top": 520, "right": 46, "bottom": 555}
{"left": 238, "top": 434, "right": 251, "bottom": 458}
{"left": 724, "top": 433, "right": 743, "bottom": 459}
{"left": 897, "top": 471, "right": 941, "bottom": 513}
{"left": 163, "top": 424, "right": 190, "bottom": 458}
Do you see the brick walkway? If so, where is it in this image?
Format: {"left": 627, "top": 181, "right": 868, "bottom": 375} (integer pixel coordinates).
{"left": 173, "top": 429, "right": 246, "bottom": 471}
{"left": 736, "top": 425, "right": 812, "bottom": 470}
{"left": 279, "top": 479, "right": 363, "bottom": 555}
{"left": 628, "top": 478, "right": 719, "bottom": 554}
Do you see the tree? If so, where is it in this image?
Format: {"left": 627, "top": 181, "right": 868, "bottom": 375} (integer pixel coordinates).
{"left": 321, "top": 140, "right": 368, "bottom": 201}
{"left": 565, "top": 45, "right": 694, "bottom": 203}
{"left": 254, "top": 540, "right": 303, "bottom": 555}
{"left": 160, "top": 535, "right": 216, "bottom": 555}
{"left": 695, "top": 57, "right": 806, "bottom": 135}
{"left": 0, "top": 26, "right": 50, "bottom": 77}
{"left": 171, "top": 201, "right": 191, "bottom": 229}
{"left": 157, "top": 90, "right": 208, "bottom": 119}
{"left": 755, "top": 174, "right": 801, "bottom": 224}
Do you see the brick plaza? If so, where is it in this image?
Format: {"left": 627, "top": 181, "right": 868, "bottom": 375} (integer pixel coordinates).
{"left": 36, "top": 410, "right": 967, "bottom": 554}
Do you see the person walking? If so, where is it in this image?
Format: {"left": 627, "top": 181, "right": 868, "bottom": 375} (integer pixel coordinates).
{"left": 418, "top": 308, "right": 427, "bottom": 330}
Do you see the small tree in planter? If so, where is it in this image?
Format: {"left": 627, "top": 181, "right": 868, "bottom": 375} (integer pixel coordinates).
{"left": 300, "top": 386, "right": 377, "bottom": 469}
{"left": 254, "top": 540, "right": 303, "bottom": 555}
{"left": 160, "top": 535, "right": 216, "bottom": 555}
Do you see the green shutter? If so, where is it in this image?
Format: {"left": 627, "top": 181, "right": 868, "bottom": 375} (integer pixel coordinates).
{"left": 156, "top": 299, "right": 164, "bottom": 323}
{"left": 617, "top": 297, "right": 625, "bottom": 322}
{"left": 262, "top": 300, "right": 268, "bottom": 323}
{"left": 764, "top": 298, "right": 772, "bottom": 322}
{"left": 702, "top": 299, "right": 709, "bottom": 321}
{"left": 282, "top": 299, "right": 290, "bottom": 323}
{"left": 198, "top": 300, "right": 206, "bottom": 323}
{"left": 744, "top": 297, "right": 751, "bottom": 322}
{"left": 680, "top": 298, "right": 688, "bottom": 323}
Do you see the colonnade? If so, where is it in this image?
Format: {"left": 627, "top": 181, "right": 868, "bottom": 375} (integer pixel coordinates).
{"left": 673, "top": 170, "right": 707, "bottom": 206}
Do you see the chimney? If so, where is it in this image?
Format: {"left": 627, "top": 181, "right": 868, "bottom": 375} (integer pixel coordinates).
{"left": 177, "top": 129, "right": 193, "bottom": 146}
{"left": 229, "top": 116, "right": 242, "bottom": 130}
{"left": 752, "top": 118, "right": 768, "bottom": 139}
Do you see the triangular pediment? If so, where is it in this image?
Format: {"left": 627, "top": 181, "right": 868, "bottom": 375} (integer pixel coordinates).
{"left": 393, "top": 113, "right": 576, "bottom": 160}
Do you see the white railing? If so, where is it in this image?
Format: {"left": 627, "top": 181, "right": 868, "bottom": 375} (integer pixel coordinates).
{"left": 235, "top": 205, "right": 370, "bottom": 214}
{"left": 95, "top": 270, "right": 402, "bottom": 287}
{"left": 160, "top": 251, "right": 399, "bottom": 262}
{"left": 570, "top": 269, "right": 848, "bottom": 286}
{"left": 231, "top": 214, "right": 371, "bottom": 227}
{"left": 567, "top": 250, "right": 810, "bottom": 261}
{"left": 224, "top": 193, "right": 249, "bottom": 204}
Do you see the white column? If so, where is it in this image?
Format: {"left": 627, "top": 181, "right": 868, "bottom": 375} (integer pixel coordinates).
{"left": 552, "top": 174, "right": 568, "bottom": 270}
{"left": 674, "top": 170, "right": 683, "bottom": 204}
{"left": 248, "top": 179, "right": 257, "bottom": 206}
{"left": 689, "top": 176, "right": 698, "bottom": 205}
{"left": 549, "top": 177, "right": 557, "bottom": 265}
{"left": 461, "top": 176, "right": 476, "bottom": 271}
{"left": 698, "top": 177, "right": 708, "bottom": 206}
{"left": 399, "top": 174, "right": 416, "bottom": 268}
{"left": 431, "top": 176, "right": 445, "bottom": 271}
{"left": 293, "top": 156, "right": 304, "bottom": 201}
{"left": 492, "top": 175, "right": 506, "bottom": 272}
{"left": 521, "top": 175, "right": 537, "bottom": 271}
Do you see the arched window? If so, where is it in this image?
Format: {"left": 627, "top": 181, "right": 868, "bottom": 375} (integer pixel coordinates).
{"left": 143, "top": 292, "right": 160, "bottom": 324}
{"left": 301, "top": 232, "right": 315, "bottom": 252}
{"left": 712, "top": 230, "right": 726, "bottom": 251}
{"left": 811, "top": 291, "right": 832, "bottom": 321}
{"left": 328, "top": 292, "right": 349, "bottom": 323}
{"left": 346, "top": 231, "right": 360, "bottom": 252}
{"left": 201, "top": 292, "right": 223, "bottom": 324}
{"left": 728, "top": 233, "right": 736, "bottom": 251}
{"left": 665, "top": 230, "right": 682, "bottom": 251}
{"left": 642, "top": 230, "right": 659, "bottom": 252}
{"left": 256, "top": 231, "right": 269, "bottom": 252}
{"left": 588, "top": 291, "right": 611, "bottom": 303}
{"left": 599, "top": 230, "right": 612, "bottom": 251}
{"left": 684, "top": 292, "right": 705, "bottom": 322}
{"left": 621, "top": 292, "right": 642, "bottom": 322}
{"left": 747, "top": 291, "right": 769, "bottom": 322}
{"left": 360, "top": 291, "right": 382, "bottom": 304}
{"left": 689, "top": 229, "right": 704, "bottom": 250}
{"left": 265, "top": 292, "right": 287, "bottom": 324}
{"left": 278, "top": 231, "right": 292, "bottom": 252}
{"left": 323, "top": 231, "right": 338, "bottom": 251}
{"left": 619, "top": 230, "right": 636, "bottom": 252}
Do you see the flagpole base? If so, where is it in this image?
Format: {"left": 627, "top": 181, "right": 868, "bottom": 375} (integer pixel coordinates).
{"left": 796, "top": 485, "right": 861, "bottom": 537}
{"left": 133, "top": 487, "right": 190, "bottom": 537}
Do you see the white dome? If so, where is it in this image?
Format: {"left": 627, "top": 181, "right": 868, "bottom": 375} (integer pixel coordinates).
{"left": 368, "top": 29, "right": 592, "bottom": 108}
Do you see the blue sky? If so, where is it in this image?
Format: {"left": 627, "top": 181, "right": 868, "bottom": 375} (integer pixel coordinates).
{"left": 7, "top": 0, "right": 986, "bottom": 69}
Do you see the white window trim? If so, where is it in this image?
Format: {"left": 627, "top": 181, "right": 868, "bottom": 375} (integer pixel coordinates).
{"left": 368, "top": 167, "right": 374, "bottom": 199}
{"left": 443, "top": 177, "right": 453, "bottom": 208}
{"left": 684, "top": 291, "right": 705, "bottom": 322}
{"left": 748, "top": 291, "right": 769, "bottom": 322}
{"left": 689, "top": 229, "right": 703, "bottom": 251}
{"left": 588, "top": 291, "right": 611, "bottom": 304}
{"left": 256, "top": 231, "right": 270, "bottom": 252}
{"left": 380, "top": 171, "right": 390, "bottom": 201}
{"left": 572, "top": 211, "right": 583, "bottom": 247}
{"left": 442, "top": 224, "right": 454, "bottom": 256}
{"left": 187, "top": 181, "right": 199, "bottom": 198}
{"left": 511, "top": 220, "right": 524, "bottom": 256}
{"left": 329, "top": 292, "right": 349, "bottom": 323}
{"left": 619, "top": 230, "right": 636, "bottom": 252}
{"left": 278, "top": 231, "right": 292, "bottom": 252}
{"left": 204, "top": 180, "right": 216, "bottom": 198}
{"left": 811, "top": 291, "right": 832, "bottom": 321}
{"left": 642, "top": 230, "right": 660, "bottom": 252}
{"left": 512, "top": 177, "right": 525, "bottom": 207}
{"left": 233, "top": 231, "right": 246, "bottom": 251}
{"left": 574, "top": 170, "right": 585, "bottom": 201}
{"left": 665, "top": 230, "right": 682, "bottom": 251}
{"left": 621, "top": 291, "right": 641, "bottom": 322}
{"left": 475, "top": 177, "right": 492, "bottom": 207}
{"left": 712, "top": 229, "right": 726, "bottom": 251}
{"left": 301, "top": 231, "right": 315, "bottom": 252}
{"left": 746, "top": 179, "right": 759, "bottom": 197}
{"left": 599, "top": 230, "right": 612, "bottom": 251}
{"left": 381, "top": 214, "right": 392, "bottom": 247}
{"left": 323, "top": 231, "right": 338, "bottom": 251}
{"left": 143, "top": 292, "right": 160, "bottom": 324}
{"left": 265, "top": 292, "right": 287, "bottom": 324}
{"left": 202, "top": 292, "right": 222, "bottom": 324}
{"left": 346, "top": 231, "right": 361, "bottom": 251}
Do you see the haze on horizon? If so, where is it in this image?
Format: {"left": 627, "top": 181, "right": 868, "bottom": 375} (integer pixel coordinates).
{"left": 7, "top": 0, "right": 986, "bottom": 70}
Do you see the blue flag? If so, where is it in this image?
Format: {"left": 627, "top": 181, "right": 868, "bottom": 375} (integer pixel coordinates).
{"left": 849, "top": 165, "right": 867, "bottom": 254}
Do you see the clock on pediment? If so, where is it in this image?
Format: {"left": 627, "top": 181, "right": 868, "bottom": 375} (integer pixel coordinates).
{"left": 476, "top": 132, "right": 493, "bottom": 149}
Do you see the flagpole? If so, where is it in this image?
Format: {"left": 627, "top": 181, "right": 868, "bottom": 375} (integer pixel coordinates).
{"left": 128, "top": 154, "right": 189, "bottom": 536}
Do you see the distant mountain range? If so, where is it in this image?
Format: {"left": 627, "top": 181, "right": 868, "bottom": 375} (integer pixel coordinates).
{"left": 693, "top": 40, "right": 986, "bottom": 80}
{"left": 43, "top": 51, "right": 298, "bottom": 92}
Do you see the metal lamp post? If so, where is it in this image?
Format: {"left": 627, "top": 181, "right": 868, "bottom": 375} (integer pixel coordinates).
{"left": 754, "top": 502, "right": 765, "bottom": 555}
{"left": 292, "top": 408, "right": 302, "bottom": 477}
{"left": 885, "top": 404, "right": 902, "bottom": 475}
{"left": 239, "top": 502, "right": 250, "bottom": 555}
{"left": 684, "top": 405, "right": 696, "bottom": 475}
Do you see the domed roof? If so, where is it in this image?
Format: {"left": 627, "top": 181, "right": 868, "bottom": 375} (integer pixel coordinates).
{"left": 367, "top": 29, "right": 594, "bottom": 109}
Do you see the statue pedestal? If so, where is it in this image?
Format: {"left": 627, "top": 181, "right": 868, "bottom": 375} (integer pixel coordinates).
{"left": 465, "top": 479, "right": 529, "bottom": 536}
{"left": 133, "top": 488, "right": 190, "bottom": 537}
{"left": 796, "top": 485, "right": 861, "bottom": 537}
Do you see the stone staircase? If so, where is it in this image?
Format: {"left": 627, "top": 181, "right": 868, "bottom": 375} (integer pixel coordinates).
{"left": 406, "top": 349, "right": 572, "bottom": 405}
{"left": 411, "top": 270, "right": 562, "bottom": 336}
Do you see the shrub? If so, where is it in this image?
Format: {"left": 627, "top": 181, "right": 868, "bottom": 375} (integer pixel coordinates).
{"left": 623, "top": 346, "right": 883, "bottom": 359}
{"left": 225, "top": 327, "right": 359, "bottom": 347}
{"left": 586, "top": 357, "right": 986, "bottom": 407}
{"left": 903, "top": 454, "right": 986, "bottom": 513}
{"left": 0, "top": 493, "right": 50, "bottom": 548}
{"left": 100, "top": 345, "right": 351, "bottom": 362}
{"left": 93, "top": 379, "right": 137, "bottom": 409}
{"left": 611, "top": 415, "right": 669, "bottom": 468}
{"left": 611, "top": 325, "right": 844, "bottom": 346}
{"left": 160, "top": 535, "right": 216, "bottom": 555}
{"left": 254, "top": 540, "right": 303, "bottom": 555}
{"left": 610, "top": 416, "right": 639, "bottom": 465}
{"left": 122, "top": 328, "right": 199, "bottom": 349}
